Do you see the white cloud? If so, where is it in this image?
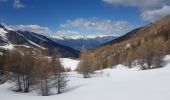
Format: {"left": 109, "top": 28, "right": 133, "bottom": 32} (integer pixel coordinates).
{"left": 54, "top": 30, "right": 81, "bottom": 37}
{"left": 102, "top": 0, "right": 170, "bottom": 9}
{"left": 141, "top": 5, "right": 170, "bottom": 22}
{"left": 5, "top": 18, "right": 136, "bottom": 37}
{"left": 102, "top": 0, "right": 170, "bottom": 22}
{"left": 13, "top": 0, "right": 25, "bottom": 8}
{"left": 9, "top": 25, "right": 52, "bottom": 35}
{"left": 60, "top": 18, "right": 135, "bottom": 35}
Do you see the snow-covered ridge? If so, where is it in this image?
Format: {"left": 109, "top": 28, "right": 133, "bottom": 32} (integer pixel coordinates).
{"left": 27, "top": 40, "right": 45, "bottom": 49}
{"left": 1, "top": 23, "right": 117, "bottom": 40}
{"left": 0, "top": 27, "right": 7, "bottom": 38}
{"left": 0, "top": 27, "right": 10, "bottom": 44}
{"left": 50, "top": 35, "right": 116, "bottom": 40}
{"left": 0, "top": 23, "right": 13, "bottom": 31}
{"left": 0, "top": 44, "right": 14, "bottom": 50}
{"left": 0, "top": 25, "right": 45, "bottom": 50}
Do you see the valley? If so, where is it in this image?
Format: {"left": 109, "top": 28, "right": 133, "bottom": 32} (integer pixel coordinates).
{"left": 0, "top": 0, "right": 170, "bottom": 99}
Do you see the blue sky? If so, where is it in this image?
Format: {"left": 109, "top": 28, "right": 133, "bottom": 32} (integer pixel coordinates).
{"left": 0, "top": 0, "right": 170, "bottom": 36}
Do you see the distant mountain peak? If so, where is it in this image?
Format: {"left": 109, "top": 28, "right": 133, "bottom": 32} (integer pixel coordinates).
{"left": 50, "top": 35, "right": 118, "bottom": 50}
{"left": 0, "top": 23, "right": 13, "bottom": 31}
{"left": 50, "top": 34, "right": 118, "bottom": 40}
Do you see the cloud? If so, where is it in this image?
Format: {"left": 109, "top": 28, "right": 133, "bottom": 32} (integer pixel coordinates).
{"left": 9, "top": 25, "right": 52, "bottom": 35}
{"left": 54, "top": 30, "right": 81, "bottom": 37}
{"left": 13, "top": 0, "right": 25, "bottom": 8}
{"left": 102, "top": 0, "right": 170, "bottom": 9}
{"left": 141, "top": 5, "right": 170, "bottom": 22}
{"left": 102, "top": 0, "right": 170, "bottom": 22}
{"left": 5, "top": 18, "right": 136, "bottom": 37}
{"left": 60, "top": 18, "right": 135, "bottom": 35}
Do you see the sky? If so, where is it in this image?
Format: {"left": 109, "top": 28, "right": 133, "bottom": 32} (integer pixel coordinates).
{"left": 0, "top": 0, "right": 170, "bottom": 36}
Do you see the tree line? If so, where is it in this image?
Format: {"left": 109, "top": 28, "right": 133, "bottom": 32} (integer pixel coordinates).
{"left": 77, "top": 35, "right": 170, "bottom": 77}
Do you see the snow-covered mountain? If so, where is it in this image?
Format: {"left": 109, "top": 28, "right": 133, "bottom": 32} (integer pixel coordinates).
{"left": 0, "top": 24, "right": 10, "bottom": 45}
{"left": 1, "top": 23, "right": 118, "bottom": 51}
{"left": 50, "top": 35, "right": 116, "bottom": 40}
{"left": 0, "top": 24, "right": 79, "bottom": 58}
{"left": 50, "top": 35, "right": 118, "bottom": 50}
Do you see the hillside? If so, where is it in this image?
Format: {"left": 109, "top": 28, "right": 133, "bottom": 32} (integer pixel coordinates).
{"left": 0, "top": 24, "right": 79, "bottom": 58}
{"left": 99, "top": 15, "right": 170, "bottom": 47}
{"left": 84, "top": 16, "right": 170, "bottom": 70}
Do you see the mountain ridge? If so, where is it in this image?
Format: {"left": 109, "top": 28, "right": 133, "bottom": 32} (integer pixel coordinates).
{"left": 51, "top": 35, "right": 117, "bottom": 50}
{"left": 0, "top": 24, "right": 79, "bottom": 58}
{"left": 83, "top": 15, "right": 170, "bottom": 70}
{"left": 92, "top": 15, "right": 170, "bottom": 51}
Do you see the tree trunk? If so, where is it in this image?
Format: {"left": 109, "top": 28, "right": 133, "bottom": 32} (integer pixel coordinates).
{"left": 24, "top": 78, "right": 30, "bottom": 92}
{"left": 57, "top": 72, "right": 61, "bottom": 94}
{"left": 17, "top": 73, "right": 22, "bottom": 92}
{"left": 45, "top": 79, "right": 48, "bottom": 96}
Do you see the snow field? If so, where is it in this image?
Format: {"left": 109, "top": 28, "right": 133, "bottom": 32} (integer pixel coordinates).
{"left": 0, "top": 55, "right": 170, "bottom": 100}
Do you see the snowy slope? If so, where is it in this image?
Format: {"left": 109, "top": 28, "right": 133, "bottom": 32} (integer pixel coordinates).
{"left": 0, "top": 27, "right": 9, "bottom": 43}
{"left": 0, "top": 44, "right": 14, "bottom": 50}
{"left": 60, "top": 58, "right": 79, "bottom": 70}
{"left": 0, "top": 55, "right": 170, "bottom": 100}
{"left": 0, "top": 23, "right": 13, "bottom": 31}
{"left": 0, "top": 27, "right": 7, "bottom": 37}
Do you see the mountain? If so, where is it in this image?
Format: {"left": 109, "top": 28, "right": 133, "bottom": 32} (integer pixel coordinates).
{"left": 0, "top": 24, "right": 79, "bottom": 58}
{"left": 93, "top": 16, "right": 170, "bottom": 50}
{"left": 0, "top": 24, "right": 10, "bottom": 45}
{"left": 84, "top": 15, "right": 170, "bottom": 70}
{"left": 101, "top": 16, "right": 170, "bottom": 47}
{"left": 50, "top": 35, "right": 117, "bottom": 50}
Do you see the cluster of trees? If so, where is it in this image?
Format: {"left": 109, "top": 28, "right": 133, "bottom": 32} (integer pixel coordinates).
{"left": 77, "top": 49, "right": 94, "bottom": 78}
{"left": 0, "top": 48, "right": 68, "bottom": 96}
{"left": 77, "top": 35, "right": 170, "bottom": 74}
{"left": 126, "top": 37, "right": 167, "bottom": 69}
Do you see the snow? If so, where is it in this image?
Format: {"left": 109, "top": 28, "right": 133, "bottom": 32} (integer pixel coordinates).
{"left": 51, "top": 35, "right": 116, "bottom": 40}
{"left": 0, "top": 55, "right": 170, "bottom": 100}
{"left": 60, "top": 58, "right": 80, "bottom": 70}
{"left": 0, "top": 28, "right": 8, "bottom": 39}
{"left": 0, "top": 52, "right": 3, "bottom": 55}
{"left": 27, "top": 40, "right": 45, "bottom": 49}
{"left": 0, "top": 28, "right": 7, "bottom": 35}
{"left": 0, "top": 44, "right": 14, "bottom": 50}
{"left": 125, "top": 43, "right": 131, "bottom": 49}
{"left": 1, "top": 23, "right": 13, "bottom": 31}
{"left": 14, "top": 45, "right": 31, "bottom": 48}
{"left": 28, "top": 32, "right": 48, "bottom": 42}
{"left": 14, "top": 31, "right": 45, "bottom": 49}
